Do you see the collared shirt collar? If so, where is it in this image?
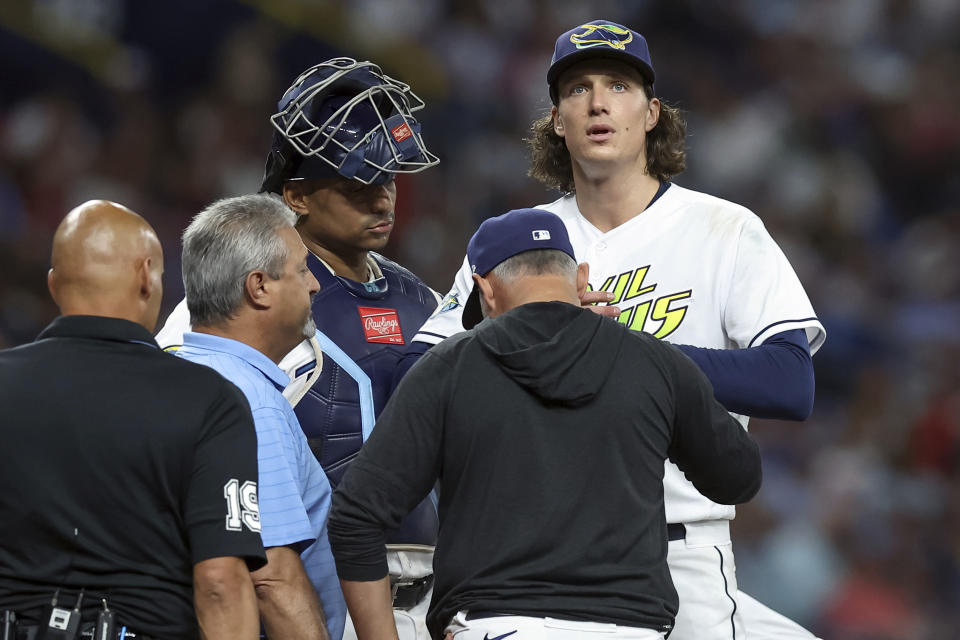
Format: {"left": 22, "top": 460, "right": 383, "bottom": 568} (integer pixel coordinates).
{"left": 37, "top": 315, "right": 159, "bottom": 349}
{"left": 181, "top": 331, "right": 290, "bottom": 390}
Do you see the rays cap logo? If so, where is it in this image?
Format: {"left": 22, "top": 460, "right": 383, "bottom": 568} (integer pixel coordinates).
{"left": 462, "top": 208, "right": 575, "bottom": 329}
{"left": 572, "top": 22, "right": 633, "bottom": 50}
{"left": 547, "top": 19, "right": 655, "bottom": 104}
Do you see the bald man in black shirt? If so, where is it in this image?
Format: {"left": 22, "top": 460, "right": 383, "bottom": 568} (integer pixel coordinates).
{"left": 0, "top": 201, "right": 265, "bottom": 640}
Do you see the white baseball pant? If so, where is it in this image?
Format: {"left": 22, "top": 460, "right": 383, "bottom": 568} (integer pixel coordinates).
{"left": 668, "top": 520, "right": 821, "bottom": 640}
{"left": 444, "top": 611, "right": 665, "bottom": 640}
{"left": 341, "top": 546, "right": 433, "bottom": 640}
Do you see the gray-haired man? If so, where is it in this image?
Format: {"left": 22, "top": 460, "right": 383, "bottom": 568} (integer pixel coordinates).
{"left": 329, "top": 208, "right": 762, "bottom": 640}
{"left": 175, "top": 193, "right": 340, "bottom": 640}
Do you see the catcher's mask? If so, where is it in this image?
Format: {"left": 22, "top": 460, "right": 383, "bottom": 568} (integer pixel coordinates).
{"left": 260, "top": 57, "right": 439, "bottom": 193}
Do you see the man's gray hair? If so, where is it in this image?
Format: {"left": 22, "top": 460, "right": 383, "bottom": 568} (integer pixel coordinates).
{"left": 182, "top": 193, "right": 297, "bottom": 327}
{"left": 490, "top": 248, "right": 577, "bottom": 283}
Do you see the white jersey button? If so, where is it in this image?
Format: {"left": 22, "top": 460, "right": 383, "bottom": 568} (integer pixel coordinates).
{"left": 596, "top": 241, "right": 607, "bottom": 251}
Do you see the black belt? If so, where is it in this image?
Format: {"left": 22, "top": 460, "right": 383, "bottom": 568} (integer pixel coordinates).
{"left": 392, "top": 574, "right": 433, "bottom": 609}
{"left": 667, "top": 523, "right": 686, "bottom": 541}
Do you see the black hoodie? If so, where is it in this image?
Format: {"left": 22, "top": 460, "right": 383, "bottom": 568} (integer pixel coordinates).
{"left": 329, "top": 301, "right": 761, "bottom": 638}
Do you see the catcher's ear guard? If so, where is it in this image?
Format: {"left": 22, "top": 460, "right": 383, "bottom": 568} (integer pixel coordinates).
{"left": 260, "top": 145, "right": 298, "bottom": 194}
{"left": 260, "top": 57, "right": 439, "bottom": 192}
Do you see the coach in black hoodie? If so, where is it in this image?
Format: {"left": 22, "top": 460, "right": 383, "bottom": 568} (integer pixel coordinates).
{"left": 329, "top": 209, "right": 762, "bottom": 640}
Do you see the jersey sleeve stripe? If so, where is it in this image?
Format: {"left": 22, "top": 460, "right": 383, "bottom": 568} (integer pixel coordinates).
{"left": 747, "top": 317, "right": 825, "bottom": 352}
{"left": 413, "top": 330, "right": 451, "bottom": 344}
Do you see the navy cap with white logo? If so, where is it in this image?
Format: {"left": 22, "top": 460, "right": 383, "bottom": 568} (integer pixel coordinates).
{"left": 461, "top": 208, "right": 575, "bottom": 329}
{"left": 547, "top": 19, "right": 655, "bottom": 104}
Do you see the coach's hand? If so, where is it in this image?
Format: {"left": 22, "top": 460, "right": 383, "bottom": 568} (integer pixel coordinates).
{"left": 581, "top": 290, "right": 621, "bottom": 318}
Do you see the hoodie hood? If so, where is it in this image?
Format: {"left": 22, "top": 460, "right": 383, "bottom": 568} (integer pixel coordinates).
{"left": 474, "top": 301, "right": 624, "bottom": 406}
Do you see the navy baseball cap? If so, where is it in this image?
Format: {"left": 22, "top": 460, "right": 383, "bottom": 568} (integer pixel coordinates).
{"left": 461, "top": 208, "right": 575, "bottom": 329}
{"left": 547, "top": 19, "right": 655, "bottom": 104}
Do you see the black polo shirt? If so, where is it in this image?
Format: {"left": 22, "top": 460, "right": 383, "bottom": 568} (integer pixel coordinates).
{"left": 0, "top": 315, "right": 266, "bottom": 639}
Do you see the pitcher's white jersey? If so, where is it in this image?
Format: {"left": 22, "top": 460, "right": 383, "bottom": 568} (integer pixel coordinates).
{"left": 414, "top": 184, "right": 825, "bottom": 525}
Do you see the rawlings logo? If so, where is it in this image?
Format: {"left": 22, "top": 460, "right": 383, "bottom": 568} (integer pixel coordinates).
{"left": 365, "top": 316, "right": 399, "bottom": 333}
{"left": 390, "top": 122, "right": 413, "bottom": 143}
{"left": 358, "top": 307, "right": 404, "bottom": 344}
{"left": 570, "top": 23, "right": 633, "bottom": 51}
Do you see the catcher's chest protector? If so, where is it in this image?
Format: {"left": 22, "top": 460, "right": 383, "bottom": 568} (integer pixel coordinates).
{"left": 295, "top": 252, "right": 436, "bottom": 479}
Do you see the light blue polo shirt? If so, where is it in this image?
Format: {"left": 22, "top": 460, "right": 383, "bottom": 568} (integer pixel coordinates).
{"left": 177, "top": 331, "right": 346, "bottom": 640}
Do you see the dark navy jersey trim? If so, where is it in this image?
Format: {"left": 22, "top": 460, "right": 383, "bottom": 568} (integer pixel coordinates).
{"left": 416, "top": 331, "right": 449, "bottom": 341}
{"left": 747, "top": 317, "right": 819, "bottom": 348}
{"left": 295, "top": 361, "right": 317, "bottom": 378}
{"left": 715, "top": 546, "right": 737, "bottom": 639}
{"left": 646, "top": 181, "right": 671, "bottom": 210}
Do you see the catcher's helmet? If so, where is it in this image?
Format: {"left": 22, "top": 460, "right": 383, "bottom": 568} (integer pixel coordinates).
{"left": 260, "top": 57, "right": 439, "bottom": 193}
